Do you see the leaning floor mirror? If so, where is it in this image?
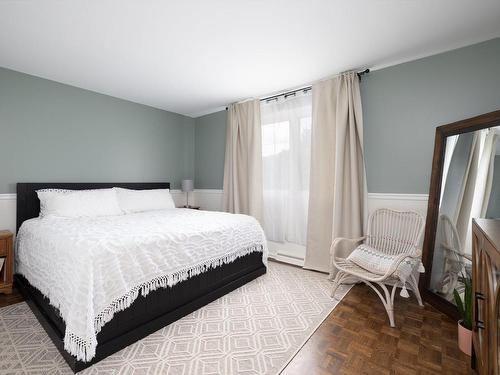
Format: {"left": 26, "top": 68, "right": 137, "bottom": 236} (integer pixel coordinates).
{"left": 420, "top": 110, "right": 500, "bottom": 317}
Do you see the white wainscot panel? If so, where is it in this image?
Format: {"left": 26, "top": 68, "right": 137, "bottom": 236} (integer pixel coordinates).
{"left": 190, "top": 190, "right": 429, "bottom": 266}
{"left": 172, "top": 189, "right": 223, "bottom": 211}
{"left": 188, "top": 190, "right": 429, "bottom": 218}
{"left": 192, "top": 189, "right": 223, "bottom": 211}
{"left": 367, "top": 193, "right": 429, "bottom": 250}
{"left": 367, "top": 193, "right": 429, "bottom": 219}
{"left": 0, "top": 194, "right": 16, "bottom": 235}
{"left": 170, "top": 189, "right": 187, "bottom": 208}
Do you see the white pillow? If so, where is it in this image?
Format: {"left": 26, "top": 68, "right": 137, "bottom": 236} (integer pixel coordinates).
{"left": 37, "top": 189, "right": 73, "bottom": 217}
{"left": 346, "top": 244, "right": 420, "bottom": 279}
{"left": 41, "top": 188, "right": 123, "bottom": 218}
{"left": 115, "top": 188, "right": 175, "bottom": 213}
{"left": 346, "top": 244, "right": 395, "bottom": 275}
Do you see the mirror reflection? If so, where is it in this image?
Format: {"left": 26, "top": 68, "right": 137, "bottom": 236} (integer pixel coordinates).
{"left": 430, "top": 127, "right": 500, "bottom": 302}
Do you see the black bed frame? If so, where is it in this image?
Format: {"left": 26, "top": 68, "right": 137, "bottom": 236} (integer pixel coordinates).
{"left": 15, "top": 183, "right": 266, "bottom": 373}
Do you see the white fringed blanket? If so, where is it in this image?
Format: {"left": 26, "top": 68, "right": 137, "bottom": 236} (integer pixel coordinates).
{"left": 15, "top": 209, "right": 267, "bottom": 362}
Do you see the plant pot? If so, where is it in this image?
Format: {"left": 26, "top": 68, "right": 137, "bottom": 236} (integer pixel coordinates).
{"left": 457, "top": 320, "right": 472, "bottom": 356}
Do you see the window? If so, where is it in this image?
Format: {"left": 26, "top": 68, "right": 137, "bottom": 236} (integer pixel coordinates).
{"left": 260, "top": 92, "right": 312, "bottom": 249}
{"left": 262, "top": 121, "right": 289, "bottom": 157}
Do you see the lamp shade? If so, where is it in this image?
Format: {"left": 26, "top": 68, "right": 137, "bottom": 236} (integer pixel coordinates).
{"left": 181, "top": 179, "right": 194, "bottom": 192}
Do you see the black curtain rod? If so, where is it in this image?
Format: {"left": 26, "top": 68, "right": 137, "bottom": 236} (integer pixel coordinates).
{"left": 225, "top": 69, "right": 370, "bottom": 109}
{"left": 357, "top": 68, "right": 370, "bottom": 78}
{"left": 260, "top": 86, "right": 311, "bottom": 103}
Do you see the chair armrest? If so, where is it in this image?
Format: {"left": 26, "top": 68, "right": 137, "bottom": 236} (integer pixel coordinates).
{"left": 408, "top": 248, "right": 422, "bottom": 258}
{"left": 373, "top": 250, "right": 422, "bottom": 281}
{"left": 330, "top": 236, "right": 365, "bottom": 269}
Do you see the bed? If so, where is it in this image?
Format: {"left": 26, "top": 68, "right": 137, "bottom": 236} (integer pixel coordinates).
{"left": 14, "top": 182, "right": 267, "bottom": 373}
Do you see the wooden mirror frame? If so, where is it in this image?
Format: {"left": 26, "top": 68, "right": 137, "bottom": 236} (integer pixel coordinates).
{"left": 419, "top": 109, "right": 500, "bottom": 318}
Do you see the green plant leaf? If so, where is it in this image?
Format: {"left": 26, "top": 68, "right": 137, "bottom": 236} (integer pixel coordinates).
{"left": 453, "top": 289, "right": 465, "bottom": 320}
{"left": 454, "top": 273, "right": 473, "bottom": 330}
{"left": 464, "top": 281, "right": 472, "bottom": 330}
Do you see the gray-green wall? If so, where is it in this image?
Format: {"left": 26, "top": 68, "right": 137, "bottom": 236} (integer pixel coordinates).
{"left": 362, "top": 37, "right": 500, "bottom": 193}
{"left": 194, "top": 110, "right": 226, "bottom": 189}
{"left": 194, "top": 38, "right": 500, "bottom": 193}
{"left": 4, "top": 38, "right": 500, "bottom": 194}
{"left": 0, "top": 67, "right": 194, "bottom": 193}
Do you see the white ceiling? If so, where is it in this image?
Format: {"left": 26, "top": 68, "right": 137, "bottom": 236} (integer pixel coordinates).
{"left": 1, "top": 1, "right": 500, "bottom": 118}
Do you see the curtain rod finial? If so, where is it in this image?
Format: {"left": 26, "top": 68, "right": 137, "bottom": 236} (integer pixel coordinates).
{"left": 357, "top": 68, "right": 370, "bottom": 80}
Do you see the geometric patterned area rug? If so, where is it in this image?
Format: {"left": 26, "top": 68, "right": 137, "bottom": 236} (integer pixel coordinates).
{"left": 0, "top": 262, "right": 351, "bottom": 375}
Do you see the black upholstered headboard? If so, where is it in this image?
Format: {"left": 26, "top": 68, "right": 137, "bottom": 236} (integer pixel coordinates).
{"left": 16, "top": 182, "right": 171, "bottom": 232}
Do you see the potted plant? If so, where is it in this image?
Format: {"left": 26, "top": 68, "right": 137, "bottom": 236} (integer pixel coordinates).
{"left": 453, "top": 273, "right": 472, "bottom": 356}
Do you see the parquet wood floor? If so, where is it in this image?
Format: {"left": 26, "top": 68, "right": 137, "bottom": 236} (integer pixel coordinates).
{"left": 0, "top": 280, "right": 472, "bottom": 374}
{"left": 281, "top": 283, "right": 473, "bottom": 375}
{"left": 0, "top": 287, "right": 23, "bottom": 308}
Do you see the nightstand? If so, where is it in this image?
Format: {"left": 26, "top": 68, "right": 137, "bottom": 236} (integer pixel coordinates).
{"left": 181, "top": 205, "right": 200, "bottom": 210}
{"left": 0, "top": 230, "right": 13, "bottom": 295}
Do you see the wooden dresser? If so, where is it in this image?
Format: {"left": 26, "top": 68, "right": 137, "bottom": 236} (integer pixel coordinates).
{"left": 472, "top": 219, "right": 500, "bottom": 374}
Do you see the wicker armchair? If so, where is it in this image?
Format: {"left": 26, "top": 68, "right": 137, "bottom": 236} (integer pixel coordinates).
{"left": 330, "top": 208, "right": 425, "bottom": 327}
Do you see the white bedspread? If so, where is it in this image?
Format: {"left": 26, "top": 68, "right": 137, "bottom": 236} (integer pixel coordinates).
{"left": 15, "top": 209, "right": 267, "bottom": 362}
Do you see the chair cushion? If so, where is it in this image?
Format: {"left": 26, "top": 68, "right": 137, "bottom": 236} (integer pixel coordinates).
{"left": 346, "top": 244, "right": 420, "bottom": 280}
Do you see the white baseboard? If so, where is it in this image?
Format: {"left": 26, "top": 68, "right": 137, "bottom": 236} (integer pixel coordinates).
{"left": 267, "top": 240, "right": 306, "bottom": 265}
{"left": 268, "top": 254, "right": 305, "bottom": 267}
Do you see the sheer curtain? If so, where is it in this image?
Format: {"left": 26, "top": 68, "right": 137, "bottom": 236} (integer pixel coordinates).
{"left": 463, "top": 129, "right": 498, "bottom": 253}
{"left": 440, "top": 135, "right": 459, "bottom": 206}
{"left": 260, "top": 92, "right": 312, "bottom": 247}
{"left": 452, "top": 129, "right": 498, "bottom": 254}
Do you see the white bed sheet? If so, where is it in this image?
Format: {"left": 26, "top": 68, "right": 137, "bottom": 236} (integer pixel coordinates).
{"left": 15, "top": 208, "right": 267, "bottom": 362}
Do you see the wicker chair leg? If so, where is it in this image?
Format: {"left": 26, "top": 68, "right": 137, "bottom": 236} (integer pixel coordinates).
{"left": 330, "top": 271, "right": 347, "bottom": 298}
{"left": 364, "top": 281, "right": 397, "bottom": 327}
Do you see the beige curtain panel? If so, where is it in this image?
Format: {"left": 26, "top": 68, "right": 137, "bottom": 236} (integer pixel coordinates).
{"left": 304, "top": 72, "right": 367, "bottom": 275}
{"left": 457, "top": 129, "right": 499, "bottom": 254}
{"left": 222, "top": 100, "right": 263, "bottom": 223}
{"left": 454, "top": 131, "right": 480, "bottom": 252}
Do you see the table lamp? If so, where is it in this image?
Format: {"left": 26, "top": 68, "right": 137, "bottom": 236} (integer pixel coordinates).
{"left": 181, "top": 179, "right": 194, "bottom": 208}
